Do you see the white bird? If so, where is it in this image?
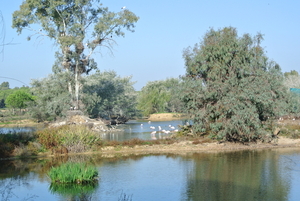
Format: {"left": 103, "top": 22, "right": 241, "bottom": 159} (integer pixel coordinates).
{"left": 151, "top": 131, "right": 156, "bottom": 135}
{"left": 158, "top": 126, "right": 162, "bottom": 131}
{"left": 121, "top": 6, "right": 126, "bottom": 9}
{"left": 150, "top": 126, "right": 155, "bottom": 130}
{"left": 141, "top": 124, "right": 143, "bottom": 127}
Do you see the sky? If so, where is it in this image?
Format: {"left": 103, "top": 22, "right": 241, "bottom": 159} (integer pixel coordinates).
{"left": 0, "top": 0, "right": 299, "bottom": 90}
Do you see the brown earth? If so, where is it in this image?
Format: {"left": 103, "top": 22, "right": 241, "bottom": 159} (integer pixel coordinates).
{"left": 147, "top": 113, "right": 185, "bottom": 121}
{"left": 92, "top": 136, "right": 300, "bottom": 157}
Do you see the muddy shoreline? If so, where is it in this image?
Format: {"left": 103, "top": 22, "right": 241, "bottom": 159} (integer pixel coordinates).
{"left": 28, "top": 136, "right": 300, "bottom": 159}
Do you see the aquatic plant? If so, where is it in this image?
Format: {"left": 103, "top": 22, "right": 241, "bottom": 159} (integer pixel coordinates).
{"left": 48, "top": 162, "right": 98, "bottom": 184}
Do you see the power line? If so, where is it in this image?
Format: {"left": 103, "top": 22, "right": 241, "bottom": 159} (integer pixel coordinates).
{"left": 0, "top": 76, "right": 29, "bottom": 87}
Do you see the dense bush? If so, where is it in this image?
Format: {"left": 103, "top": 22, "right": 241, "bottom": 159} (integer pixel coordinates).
{"left": 180, "top": 27, "right": 291, "bottom": 142}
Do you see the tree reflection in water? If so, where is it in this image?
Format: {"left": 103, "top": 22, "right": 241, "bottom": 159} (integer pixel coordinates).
{"left": 184, "top": 150, "right": 290, "bottom": 201}
{"left": 0, "top": 176, "right": 38, "bottom": 201}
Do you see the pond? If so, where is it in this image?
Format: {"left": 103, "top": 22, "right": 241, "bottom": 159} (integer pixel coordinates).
{"left": 1, "top": 148, "right": 300, "bottom": 201}
{"left": 100, "top": 119, "right": 185, "bottom": 141}
{"left": 0, "top": 120, "right": 186, "bottom": 141}
{"left": 0, "top": 127, "right": 36, "bottom": 134}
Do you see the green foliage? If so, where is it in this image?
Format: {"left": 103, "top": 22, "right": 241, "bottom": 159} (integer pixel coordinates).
{"left": 4, "top": 90, "right": 35, "bottom": 110}
{"left": 0, "top": 86, "right": 31, "bottom": 108}
{"left": 137, "top": 78, "right": 183, "bottom": 116}
{"left": 180, "top": 27, "right": 290, "bottom": 142}
{"left": 29, "top": 73, "right": 71, "bottom": 121}
{"left": 0, "top": 82, "right": 9, "bottom": 90}
{"left": 82, "top": 70, "right": 139, "bottom": 120}
{"left": 35, "top": 125, "right": 101, "bottom": 152}
{"left": 12, "top": 0, "right": 139, "bottom": 109}
{"left": 284, "top": 70, "right": 299, "bottom": 77}
{"left": 48, "top": 162, "right": 98, "bottom": 183}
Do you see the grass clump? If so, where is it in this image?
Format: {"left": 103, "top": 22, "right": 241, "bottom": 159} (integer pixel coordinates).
{"left": 48, "top": 162, "right": 98, "bottom": 184}
{"left": 36, "top": 125, "right": 101, "bottom": 153}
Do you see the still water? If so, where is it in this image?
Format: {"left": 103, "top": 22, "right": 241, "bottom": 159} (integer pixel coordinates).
{"left": 100, "top": 120, "right": 184, "bottom": 141}
{"left": 1, "top": 148, "right": 300, "bottom": 201}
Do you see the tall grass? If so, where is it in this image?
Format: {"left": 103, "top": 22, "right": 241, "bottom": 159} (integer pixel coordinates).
{"left": 36, "top": 125, "right": 101, "bottom": 153}
{"left": 48, "top": 162, "right": 98, "bottom": 184}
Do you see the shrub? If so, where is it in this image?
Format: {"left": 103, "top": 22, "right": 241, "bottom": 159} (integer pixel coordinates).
{"left": 36, "top": 125, "right": 101, "bottom": 153}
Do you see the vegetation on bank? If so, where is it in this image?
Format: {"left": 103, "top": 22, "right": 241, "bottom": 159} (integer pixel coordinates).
{"left": 0, "top": 24, "right": 299, "bottom": 150}
{"left": 1, "top": 119, "right": 300, "bottom": 159}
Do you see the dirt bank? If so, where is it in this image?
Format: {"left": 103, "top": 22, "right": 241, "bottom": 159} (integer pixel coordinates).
{"left": 96, "top": 137, "right": 300, "bottom": 155}
{"left": 147, "top": 113, "right": 185, "bottom": 121}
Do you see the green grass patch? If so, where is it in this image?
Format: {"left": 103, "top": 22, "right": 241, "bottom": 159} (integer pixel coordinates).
{"left": 48, "top": 162, "right": 98, "bottom": 184}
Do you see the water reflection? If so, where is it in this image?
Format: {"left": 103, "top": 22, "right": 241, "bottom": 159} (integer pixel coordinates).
{"left": 184, "top": 151, "right": 290, "bottom": 201}
{"left": 50, "top": 182, "right": 98, "bottom": 201}
{"left": 1, "top": 149, "right": 300, "bottom": 200}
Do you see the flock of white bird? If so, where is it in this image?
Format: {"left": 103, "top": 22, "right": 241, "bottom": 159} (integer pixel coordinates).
{"left": 140, "top": 121, "right": 179, "bottom": 140}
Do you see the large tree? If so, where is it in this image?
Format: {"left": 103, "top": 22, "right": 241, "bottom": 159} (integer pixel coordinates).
{"left": 12, "top": 0, "right": 139, "bottom": 109}
{"left": 29, "top": 73, "right": 71, "bottom": 121}
{"left": 180, "top": 27, "right": 289, "bottom": 142}
{"left": 82, "top": 70, "right": 139, "bottom": 121}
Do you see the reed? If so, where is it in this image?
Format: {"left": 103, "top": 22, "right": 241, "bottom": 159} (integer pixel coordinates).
{"left": 48, "top": 162, "right": 98, "bottom": 184}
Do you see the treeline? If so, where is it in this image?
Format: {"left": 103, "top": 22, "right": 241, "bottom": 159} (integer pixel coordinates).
{"left": 0, "top": 72, "right": 184, "bottom": 122}
{"left": 1, "top": 67, "right": 299, "bottom": 123}
{"left": 2, "top": 22, "right": 300, "bottom": 143}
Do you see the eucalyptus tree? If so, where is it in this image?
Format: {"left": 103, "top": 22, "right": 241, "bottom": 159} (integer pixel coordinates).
{"left": 82, "top": 70, "right": 138, "bottom": 121}
{"left": 180, "top": 27, "right": 289, "bottom": 142}
{"left": 29, "top": 74, "right": 71, "bottom": 121}
{"left": 12, "top": 0, "right": 139, "bottom": 109}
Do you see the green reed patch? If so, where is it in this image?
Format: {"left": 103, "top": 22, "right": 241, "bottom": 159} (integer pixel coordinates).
{"left": 48, "top": 162, "right": 98, "bottom": 184}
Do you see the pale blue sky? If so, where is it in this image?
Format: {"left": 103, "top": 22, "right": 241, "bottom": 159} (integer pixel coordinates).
{"left": 0, "top": 0, "right": 299, "bottom": 90}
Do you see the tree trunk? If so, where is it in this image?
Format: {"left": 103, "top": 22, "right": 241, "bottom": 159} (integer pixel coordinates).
{"left": 75, "top": 62, "right": 80, "bottom": 110}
